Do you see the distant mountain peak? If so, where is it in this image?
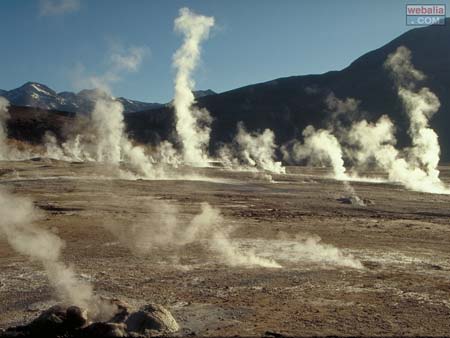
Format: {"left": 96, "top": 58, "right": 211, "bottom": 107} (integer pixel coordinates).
{"left": 0, "top": 82, "right": 165, "bottom": 113}
{"left": 0, "top": 82, "right": 218, "bottom": 113}
{"left": 19, "top": 82, "right": 56, "bottom": 96}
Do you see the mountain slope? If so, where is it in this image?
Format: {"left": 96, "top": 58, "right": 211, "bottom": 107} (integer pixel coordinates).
{"left": 128, "top": 21, "right": 450, "bottom": 161}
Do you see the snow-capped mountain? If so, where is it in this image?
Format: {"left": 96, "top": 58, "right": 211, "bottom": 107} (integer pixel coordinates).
{"left": 0, "top": 82, "right": 165, "bottom": 113}
{"left": 6, "top": 82, "right": 58, "bottom": 109}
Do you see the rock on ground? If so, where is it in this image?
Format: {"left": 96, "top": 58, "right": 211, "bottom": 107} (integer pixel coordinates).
{"left": 0, "top": 302, "right": 179, "bottom": 338}
{"left": 125, "top": 304, "right": 179, "bottom": 334}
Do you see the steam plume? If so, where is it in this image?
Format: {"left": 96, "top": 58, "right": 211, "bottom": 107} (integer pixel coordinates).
{"left": 347, "top": 114, "right": 448, "bottom": 193}
{"left": 105, "top": 200, "right": 281, "bottom": 268}
{"left": 0, "top": 97, "right": 31, "bottom": 160}
{"left": 83, "top": 98, "right": 159, "bottom": 178}
{"left": 234, "top": 122, "right": 285, "bottom": 174}
{"left": 385, "top": 46, "right": 441, "bottom": 181}
{"left": 283, "top": 47, "right": 448, "bottom": 194}
{"left": 173, "top": 7, "right": 214, "bottom": 166}
{"left": 44, "top": 46, "right": 165, "bottom": 179}
{"left": 190, "top": 203, "right": 281, "bottom": 267}
{"left": 91, "top": 99, "right": 124, "bottom": 164}
{"left": 218, "top": 122, "right": 285, "bottom": 174}
{"left": 345, "top": 46, "right": 449, "bottom": 193}
{"left": 0, "top": 97, "right": 10, "bottom": 160}
{"left": 152, "top": 141, "right": 182, "bottom": 168}
{"left": 106, "top": 200, "right": 363, "bottom": 269}
{"left": 0, "top": 188, "right": 113, "bottom": 318}
{"left": 248, "top": 233, "right": 363, "bottom": 269}
{"left": 284, "top": 125, "right": 347, "bottom": 180}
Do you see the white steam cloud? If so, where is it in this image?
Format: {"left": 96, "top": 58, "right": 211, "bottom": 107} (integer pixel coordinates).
{"left": 0, "top": 188, "right": 114, "bottom": 318}
{"left": 91, "top": 99, "right": 124, "bottom": 163}
{"left": 282, "top": 125, "right": 367, "bottom": 203}
{"left": 240, "top": 233, "right": 363, "bottom": 269}
{"left": 172, "top": 7, "right": 215, "bottom": 166}
{"left": 73, "top": 45, "right": 149, "bottom": 94}
{"left": 110, "top": 46, "right": 147, "bottom": 73}
{"left": 106, "top": 200, "right": 280, "bottom": 268}
{"left": 386, "top": 47, "right": 442, "bottom": 182}
{"left": 283, "top": 126, "right": 347, "bottom": 180}
{"left": 85, "top": 46, "right": 149, "bottom": 93}
{"left": 105, "top": 200, "right": 363, "bottom": 269}
{"left": 218, "top": 122, "right": 286, "bottom": 174}
{"left": 45, "top": 98, "right": 160, "bottom": 179}
{"left": 284, "top": 46, "right": 449, "bottom": 194}
{"left": 346, "top": 46, "right": 448, "bottom": 193}
{"left": 45, "top": 46, "right": 166, "bottom": 179}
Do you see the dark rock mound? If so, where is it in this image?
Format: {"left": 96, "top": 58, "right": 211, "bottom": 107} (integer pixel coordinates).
{"left": 79, "top": 322, "right": 127, "bottom": 337}
{"left": 1, "top": 301, "right": 179, "bottom": 338}
{"left": 2, "top": 305, "right": 88, "bottom": 337}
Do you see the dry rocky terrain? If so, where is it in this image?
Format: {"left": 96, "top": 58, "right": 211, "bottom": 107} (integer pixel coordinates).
{"left": 1, "top": 159, "right": 450, "bottom": 336}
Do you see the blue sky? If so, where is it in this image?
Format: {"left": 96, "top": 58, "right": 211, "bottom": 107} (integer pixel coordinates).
{"left": 0, "top": 0, "right": 448, "bottom": 102}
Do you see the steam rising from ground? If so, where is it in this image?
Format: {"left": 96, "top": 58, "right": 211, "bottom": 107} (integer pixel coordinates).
{"left": 42, "top": 9, "right": 216, "bottom": 176}
{"left": 0, "top": 97, "right": 35, "bottom": 160}
{"left": 91, "top": 99, "right": 123, "bottom": 163}
{"left": 45, "top": 97, "right": 161, "bottom": 179}
{"left": 238, "top": 234, "right": 363, "bottom": 269}
{"left": 105, "top": 200, "right": 362, "bottom": 269}
{"left": 3, "top": 7, "right": 282, "bottom": 180}
{"left": 89, "top": 99, "right": 161, "bottom": 179}
{"left": 282, "top": 125, "right": 365, "bottom": 204}
{"left": 283, "top": 126, "right": 347, "bottom": 179}
{"left": 0, "top": 97, "right": 10, "bottom": 160}
{"left": 0, "top": 188, "right": 114, "bottom": 319}
{"left": 172, "top": 8, "right": 214, "bottom": 166}
{"left": 106, "top": 200, "right": 280, "bottom": 268}
{"left": 284, "top": 46, "right": 449, "bottom": 194}
{"left": 386, "top": 47, "right": 444, "bottom": 188}
{"left": 43, "top": 45, "right": 169, "bottom": 179}
{"left": 219, "top": 122, "right": 285, "bottom": 174}
{"left": 346, "top": 46, "right": 448, "bottom": 193}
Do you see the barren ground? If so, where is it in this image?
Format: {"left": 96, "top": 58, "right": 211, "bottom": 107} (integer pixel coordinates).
{"left": 1, "top": 159, "right": 450, "bottom": 336}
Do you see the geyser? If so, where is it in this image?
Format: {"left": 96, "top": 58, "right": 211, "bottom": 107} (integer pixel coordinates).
{"left": 172, "top": 7, "right": 215, "bottom": 166}
{"left": 219, "top": 122, "right": 286, "bottom": 174}
{"left": 284, "top": 125, "right": 348, "bottom": 180}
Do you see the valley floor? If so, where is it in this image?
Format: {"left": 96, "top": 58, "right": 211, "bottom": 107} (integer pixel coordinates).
{"left": 1, "top": 160, "right": 450, "bottom": 336}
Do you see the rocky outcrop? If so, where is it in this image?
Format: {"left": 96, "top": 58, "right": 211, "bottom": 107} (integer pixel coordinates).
{"left": 1, "top": 301, "right": 179, "bottom": 338}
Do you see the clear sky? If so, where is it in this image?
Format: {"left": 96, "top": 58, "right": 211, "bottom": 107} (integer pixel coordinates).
{"left": 0, "top": 0, "right": 448, "bottom": 102}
